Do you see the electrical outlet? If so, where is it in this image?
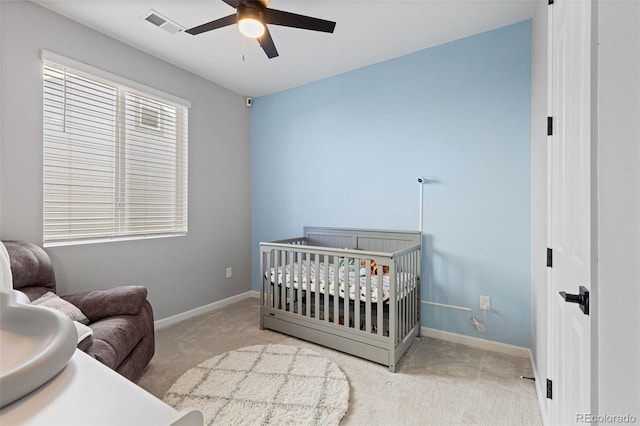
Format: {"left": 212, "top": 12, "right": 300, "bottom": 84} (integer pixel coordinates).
{"left": 226, "top": 267, "right": 232, "bottom": 278}
{"left": 480, "top": 295, "right": 491, "bottom": 311}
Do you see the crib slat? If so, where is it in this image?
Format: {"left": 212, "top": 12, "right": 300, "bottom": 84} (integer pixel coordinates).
{"left": 407, "top": 255, "right": 411, "bottom": 336}
{"left": 409, "top": 254, "right": 413, "bottom": 335}
{"left": 377, "top": 266, "right": 383, "bottom": 336}
{"left": 410, "top": 252, "right": 415, "bottom": 332}
{"left": 275, "top": 250, "right": 283, "bottom": 310}
{"left": 407, "top": 252, "right": 412, "bottom": 335}
{"left": 395, "top": 257, "right": 400, "bottom": 342}
{"left": 365, "top": 259, "right": 371, "bottom": 334}
{"left": 354, "top": 257, "right": 360, "bottom": 332}
{"left": 411, "top": 250, "right": 416, "bottom": 329}
{"left": 297, "top": 251, "right": 303, "bottom": 316}
{"left": 416, "top": 249, "right": 420, "bottom": 326}
{"left": 388, "top": 261, "right": 396, "bottom": 346}
{"left": 398, "top": 258, "right": 403, "bottom": 343}
{"left": 403, "top": 256, "right": 408, "bottom": 339}
{"left": 314, "top": 255, "right": 320, "bottom": 319}
{"left": 324, "top": 255, "right": 330, "bottom": 323}
{"left": 405, "top": 257, "right": 409, "bottom": 341}
{"left": 289, "top": 251, "right": 294, "bottom": 313}
{"left": 333, "top": 256, "right": 340, "bottom": 325}
{"left": 338, "top": 257, "right": 351, "bottom": 326}
{"left": 284, "top": 250, "right": 289, "bottom": 312}
{"left": 269, "top": 251, "right": 275, "bottom": 308}
{"left": 262, "top": 251, "right": 266, "bottom": 306}
{"left": 262, "top": 251, "right": 267, "bottom": 307}
{"left": 402, "top": 255, "right": 407, "bottom": 338}
{"left": 305, "top": 254, "right": 311, "bottom": 318}
{"left": 284, "top": 251, "right": 288, "bottom": 312}
{"left": 283, "top": 250, "right": 288, "bottom": 312}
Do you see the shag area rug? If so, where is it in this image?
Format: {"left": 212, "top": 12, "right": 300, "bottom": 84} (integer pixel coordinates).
{"left": 163, "top": 344, "right": 350, "bottom": 426}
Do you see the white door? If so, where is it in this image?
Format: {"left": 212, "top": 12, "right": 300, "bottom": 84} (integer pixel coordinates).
{"left": 548, "top": 0, "right": 592, "bottom": 424}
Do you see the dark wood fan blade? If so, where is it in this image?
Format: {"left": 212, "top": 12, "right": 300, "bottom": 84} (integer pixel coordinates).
{"left": 258, "top": 27, "right": 279, "bottom": 59}
{"left": 185, "top": 14, "right": 237, "bottom": 35}
{"left": 264, "top": 9, "right": 336, "bottom": 33}
{"left": 221, "top": 0, "right": 240, "bottom": 8}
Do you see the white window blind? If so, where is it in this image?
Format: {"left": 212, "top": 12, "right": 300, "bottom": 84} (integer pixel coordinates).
{"left": 43, "top": 55, "right": 189, "bottom": 246}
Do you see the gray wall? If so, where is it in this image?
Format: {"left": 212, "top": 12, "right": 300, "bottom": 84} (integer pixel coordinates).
{"left": 596, "top": 0, "right": 640, "bottom": 417}
{"left": 0, "top": 1, "right": 252, "bottom": 320}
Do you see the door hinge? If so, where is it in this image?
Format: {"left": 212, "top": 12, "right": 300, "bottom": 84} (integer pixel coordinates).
{"left": 546, "top": 379, "right": 553, "bottom": 399}
{"left": 547, "top": 116, "right": 553, "bottom": 135}
{"left": 547, "top": 248, "right": 553, "bottom": 268}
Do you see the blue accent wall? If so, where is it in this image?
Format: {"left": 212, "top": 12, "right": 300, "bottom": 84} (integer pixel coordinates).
{"left": 251, "top": 21, "right": 532, "bottom": 348}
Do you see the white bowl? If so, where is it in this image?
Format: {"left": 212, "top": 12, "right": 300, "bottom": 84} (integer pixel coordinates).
{"left": 0, "top": 289, "right": 77, "bottom": 408}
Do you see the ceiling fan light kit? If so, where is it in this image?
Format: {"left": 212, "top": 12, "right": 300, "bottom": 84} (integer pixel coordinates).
{"left": 237, "top": 4, "right": 265, "bottom": 38}
{"left": 185, "top": 0, "right": 336, "bottom": 59}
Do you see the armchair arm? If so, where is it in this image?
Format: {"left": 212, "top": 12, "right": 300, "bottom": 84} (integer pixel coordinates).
{"left": 62, "top": 286, "right": 148, "bottom": 322}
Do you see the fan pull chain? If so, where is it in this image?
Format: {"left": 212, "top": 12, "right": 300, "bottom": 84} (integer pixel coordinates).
{"left": 241, "top": 38, "right": 246, "bottom": 62}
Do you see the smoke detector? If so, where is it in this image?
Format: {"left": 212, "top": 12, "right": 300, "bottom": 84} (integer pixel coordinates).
{"left": 142, "top": 10, "right": 183, "bottom": 35}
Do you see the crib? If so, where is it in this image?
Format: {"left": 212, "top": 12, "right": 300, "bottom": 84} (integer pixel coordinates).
{"left": 259, "top": 227, "right": 421, "bottom": 372}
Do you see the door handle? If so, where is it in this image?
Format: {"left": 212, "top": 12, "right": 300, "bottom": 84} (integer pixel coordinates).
{"left": 559, "top": 286, "right": 589, "bottom": 315}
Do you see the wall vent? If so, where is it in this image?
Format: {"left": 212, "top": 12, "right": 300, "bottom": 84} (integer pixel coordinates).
{"left": 142, "top": 10, "right": 183, "bottom": 35}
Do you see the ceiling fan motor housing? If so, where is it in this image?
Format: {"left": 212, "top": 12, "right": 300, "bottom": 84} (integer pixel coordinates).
{"left": 237, "top": 2, "right": 265, "bottom": 23}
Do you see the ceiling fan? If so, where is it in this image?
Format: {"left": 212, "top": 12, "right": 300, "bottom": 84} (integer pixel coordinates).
{"left": 185, "top": 0, "right": 336, "bottom": 59}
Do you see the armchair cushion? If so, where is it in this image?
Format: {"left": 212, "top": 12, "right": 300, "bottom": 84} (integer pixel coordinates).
{"left": 4, "top": 240, "right": 155, "bottom": 382}
{"left": 62, "top": 286, "right": 148, "bottom": 322}
{"left": 4, "top": 241, "right": 56, "bottom": 300}
{"left": 89, "top": 306, "right": 152, "bottom": 371}
{"left": 32, "top": 291, "right": 90, "bottom": 324}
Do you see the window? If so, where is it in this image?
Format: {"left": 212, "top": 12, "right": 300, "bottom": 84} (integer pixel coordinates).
{"left": 42, "top": 51, "right": 189, "bottom": 246}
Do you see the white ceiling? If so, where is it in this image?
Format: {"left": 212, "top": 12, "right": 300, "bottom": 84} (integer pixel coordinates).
{"left": 33, "top": 0, "right": 536, "bottom": 97}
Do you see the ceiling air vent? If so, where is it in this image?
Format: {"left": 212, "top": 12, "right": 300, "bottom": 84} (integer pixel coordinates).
{"left": 142, "top": 10, "right": 183, "bottom": 35}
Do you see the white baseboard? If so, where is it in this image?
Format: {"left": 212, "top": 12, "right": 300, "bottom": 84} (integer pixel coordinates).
{"left": 154, "top": 290, "right": 259, "bottom": 330}
{"left": 420, "top": 326, "right": 530, "bottom": 358}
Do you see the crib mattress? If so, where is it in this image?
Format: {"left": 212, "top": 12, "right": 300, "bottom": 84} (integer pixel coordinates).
{"left": 267, "top": 262, "right": 415, "bottom": 304}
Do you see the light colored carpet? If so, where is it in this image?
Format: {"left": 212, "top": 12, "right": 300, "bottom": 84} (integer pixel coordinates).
{"left": 138, "top": 297, "right": 542, "bottom": 425}
{"left": 163, "top": 344, "right": 349, "bottom": 426}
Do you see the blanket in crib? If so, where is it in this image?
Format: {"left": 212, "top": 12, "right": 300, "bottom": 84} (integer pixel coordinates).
{"left": 267, "top": 262, "right": 415, "bottom": 304}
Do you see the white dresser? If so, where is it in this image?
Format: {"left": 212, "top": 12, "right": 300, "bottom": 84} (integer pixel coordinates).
{"left": 0, "top": 350, "right": 202, "bottom": 426}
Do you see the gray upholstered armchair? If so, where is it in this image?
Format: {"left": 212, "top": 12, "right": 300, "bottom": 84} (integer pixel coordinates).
{"left": 3, "top": 240, "right": 155, "bottom": 382}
